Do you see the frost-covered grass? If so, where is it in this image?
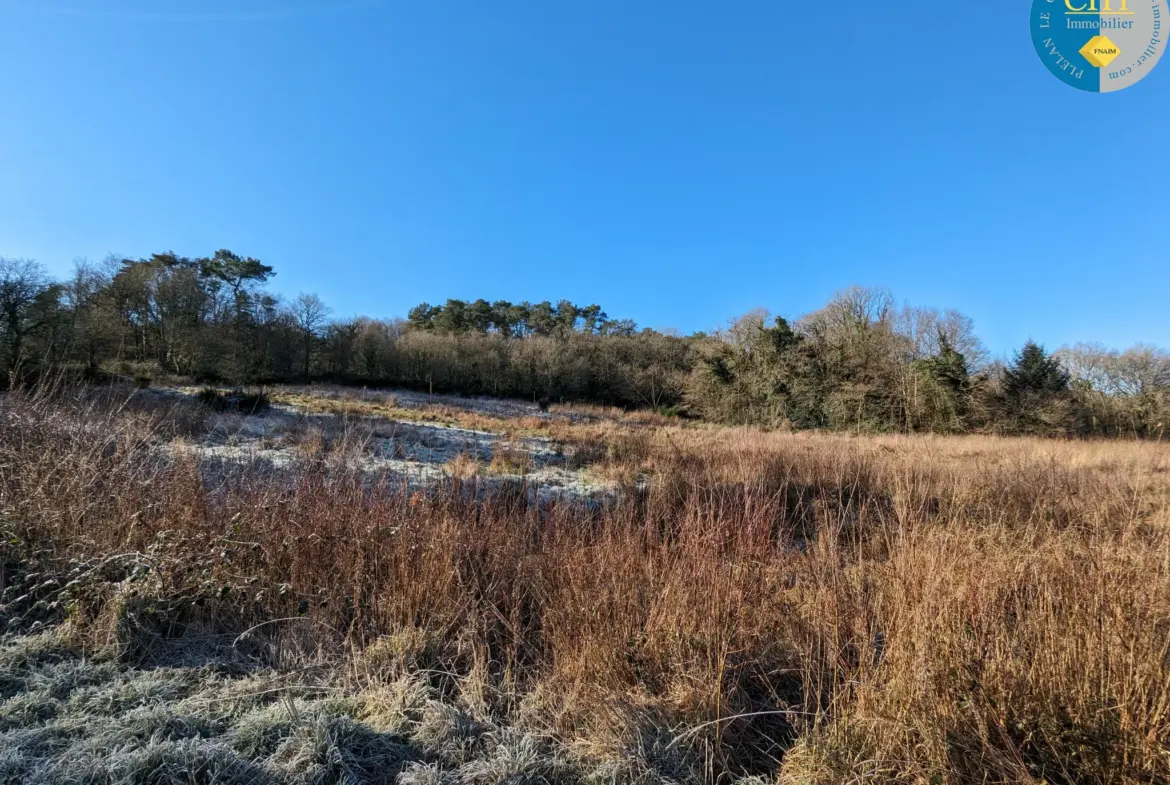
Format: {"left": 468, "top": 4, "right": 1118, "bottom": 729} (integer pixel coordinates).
{"left": 0, "top": 629, "right": 638, "bottom": 785}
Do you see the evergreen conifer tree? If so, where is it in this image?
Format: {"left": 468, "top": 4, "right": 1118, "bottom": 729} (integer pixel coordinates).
{"left": 1004, "top": 341, "right": 1069, "bottom": 397}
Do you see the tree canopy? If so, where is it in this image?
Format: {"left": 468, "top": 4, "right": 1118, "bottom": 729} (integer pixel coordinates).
{"left": 2, "top": 252, "right": 1167, "bottom": 438}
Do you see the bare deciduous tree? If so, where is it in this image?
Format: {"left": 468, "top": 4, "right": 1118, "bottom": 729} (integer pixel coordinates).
{"left": 0, "top": 258, "right": 53, "bottom": 381}
{"left": 289, "top": 293, "right": 332, "bottom": 380}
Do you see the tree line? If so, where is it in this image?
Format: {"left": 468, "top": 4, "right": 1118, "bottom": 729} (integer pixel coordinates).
{"left": 2, "top": 252, "right": 1167, "bottom": 437}
{"left": 407, "top": 299, "right": 638, "bottom": 337}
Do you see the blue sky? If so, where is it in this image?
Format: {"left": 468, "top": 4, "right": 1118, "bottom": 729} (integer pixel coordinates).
{"left": 1, "top": 0, "right": 1166, "bottom": 357}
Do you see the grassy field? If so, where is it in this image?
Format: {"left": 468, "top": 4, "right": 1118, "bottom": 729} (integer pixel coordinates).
{"left": 1, "top": 384, "right": 1168, "bottom": 784}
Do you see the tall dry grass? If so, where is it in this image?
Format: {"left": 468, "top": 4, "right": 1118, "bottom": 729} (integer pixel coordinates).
{"left": 1, "top": 385, "right": 1168, "bottom": 784}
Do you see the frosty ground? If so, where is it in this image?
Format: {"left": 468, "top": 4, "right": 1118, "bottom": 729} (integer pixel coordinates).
{"left": 163, "top": 384, "right": 632, "bottom": 505}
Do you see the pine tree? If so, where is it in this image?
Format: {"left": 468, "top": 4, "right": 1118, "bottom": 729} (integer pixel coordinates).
{"left": 1004, "top": 341, "right": 1069, "bottom": 397}
{"left": 911, "top": 333, "right": 971, "bottom": 432}
{"left": 927, "top": 335, "right": 970, "bottom": 394}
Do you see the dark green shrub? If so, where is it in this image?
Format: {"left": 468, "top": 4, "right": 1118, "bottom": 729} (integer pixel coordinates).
{"left": 195, "top": 388, "right": 270, "bottom": 415}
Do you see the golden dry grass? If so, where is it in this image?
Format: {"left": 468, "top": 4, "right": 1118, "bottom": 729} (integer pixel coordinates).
{"left": 269, "top": 386, "right": 679, "bottom": 439}
{"left": 266, "top": 389, "right": 546, "bottom": 436}
{"left": 487, "top": 444, "right": 531, "bottom": 475}
{"left": 2, "top": 385, "right": 1168, "bottom": 784}
{"left": 446, "top": 450, "right": 481, "bottom": 479}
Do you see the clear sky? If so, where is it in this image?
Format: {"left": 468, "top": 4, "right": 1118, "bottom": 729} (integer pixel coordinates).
{"left": 1, "top": 0, "right": 1166, "bottom": 356}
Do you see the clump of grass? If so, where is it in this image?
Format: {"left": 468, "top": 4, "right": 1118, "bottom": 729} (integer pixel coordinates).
{"left": 445, "top": 452, "right": 480, "bottom": 479}
{"left": 487, "top": 445, "right": 530, "bottom": 475}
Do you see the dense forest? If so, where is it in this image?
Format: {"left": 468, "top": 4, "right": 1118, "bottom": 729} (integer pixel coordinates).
{"left": 1, "top": 250, "right": 1167, "bottom": 437}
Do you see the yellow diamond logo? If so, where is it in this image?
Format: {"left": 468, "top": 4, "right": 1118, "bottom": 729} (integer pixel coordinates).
{"left": 1080, "top": 35, "right": 1121, "bottom": 68}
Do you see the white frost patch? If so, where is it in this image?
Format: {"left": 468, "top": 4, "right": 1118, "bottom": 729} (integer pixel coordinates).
{"left": 165, "top": 390, "right": 617, "bottom": 504}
